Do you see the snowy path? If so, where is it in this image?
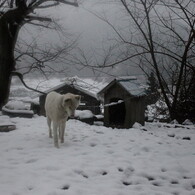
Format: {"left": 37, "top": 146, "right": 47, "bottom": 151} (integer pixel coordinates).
{"left": 0, "top": 116, "right": 195, "bottom": 195}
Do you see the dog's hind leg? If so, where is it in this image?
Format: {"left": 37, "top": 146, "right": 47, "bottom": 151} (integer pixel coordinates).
{"left": 47, "top": 116, "right": 52, "bottom": 138}
{"left": 53, "top": 122, "right": 59, "bottom": 148}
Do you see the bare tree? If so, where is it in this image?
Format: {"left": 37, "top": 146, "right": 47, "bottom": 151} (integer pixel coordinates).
{"left": 76, "top": 0, "right": 195, "bottom": 122}
{"left": 122, "top": 0, "right": 195, "bottom": 122}
{"left": 0, "top": 0, "right": 78, "bottom": 109}
{"left": 15, "top": 33, "right": 78, "bottom": 77}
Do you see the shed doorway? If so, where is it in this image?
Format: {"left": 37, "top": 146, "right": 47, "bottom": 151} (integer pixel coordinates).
{"left": 108, "top": 98, "right": 126, "bottom": 127}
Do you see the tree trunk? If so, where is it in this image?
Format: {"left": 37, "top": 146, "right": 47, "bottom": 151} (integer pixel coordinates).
{"left": 0, "top": 58, "right": 14, "bottom": 109}
{"left": 0, "top": 18, "right": 16, "bottom": 109}
{"left": 0, "top": 0, "right": 79, "bottom": 109}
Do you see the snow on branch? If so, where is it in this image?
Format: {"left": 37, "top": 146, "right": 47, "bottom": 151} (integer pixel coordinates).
{"left": 104, "top": 100, "right": 124, "bottom": 107}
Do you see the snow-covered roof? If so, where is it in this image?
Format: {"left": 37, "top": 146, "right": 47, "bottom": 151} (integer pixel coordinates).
{"left": 43, "top": 82, "right": 97, "bottom": 99}
{"left": 36, "top": 77, "right": 107, "bottom": 99}
{"left": 118, "top": 78, "right": 146, "bottom": 96}
{"left": 99, "top": 77, "right": 146, "bottom": 97}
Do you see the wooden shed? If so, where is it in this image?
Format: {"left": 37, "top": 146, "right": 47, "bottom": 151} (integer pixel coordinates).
{"left": 38, "top": 82, "right": 101, "bottom": 116}
{"left": 98, "top": 77, "right": 146, "bottom": 128}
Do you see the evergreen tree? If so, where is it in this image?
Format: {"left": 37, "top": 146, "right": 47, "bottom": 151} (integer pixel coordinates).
{"left": 146, "top": 72, "right": 160, "bottom": 105}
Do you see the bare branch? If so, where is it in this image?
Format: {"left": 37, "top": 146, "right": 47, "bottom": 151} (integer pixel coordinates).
{"left": 11, "top": 72, "right": 46, "bottom": 95}
{"left": 34, "top": 1, "right": 60, "bottom": 9}
{"left": 29, "top": 0, "right": 78, "bottom": 10}
{"left": 25, "top": 15, "right": 52, "bottom": 22}
{"left": 0, "top": 0, "right": 6, "bottom": 7}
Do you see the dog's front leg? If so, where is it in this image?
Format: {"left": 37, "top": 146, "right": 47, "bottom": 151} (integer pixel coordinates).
{"left": 53, "top": 122, "right": 59, "bottom": 148}
{"left": 60, "top": 120, "right": 66, "bottom": 143}
{"left": 47, "top": 116, "right": 52, "bottom": 138}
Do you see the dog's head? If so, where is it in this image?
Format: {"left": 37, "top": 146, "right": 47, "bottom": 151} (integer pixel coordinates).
{"left": 62, "top": 93, "right": 81, "bottom": 117}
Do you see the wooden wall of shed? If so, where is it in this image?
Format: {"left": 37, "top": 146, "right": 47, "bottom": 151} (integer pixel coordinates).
{"left": 104, "top": 82, "right": 129, "bottom": 128}
{"left": 103, "top": 82, "right": 145, "bottom": 128}
{"left": 39, "top": 85, "right": 100, "bottom": 116}
{"left": 39, "top": 95, "right": 46, "bottom": 116}
{"left": 125, "top": 97, "right": 145, "bottom": 128}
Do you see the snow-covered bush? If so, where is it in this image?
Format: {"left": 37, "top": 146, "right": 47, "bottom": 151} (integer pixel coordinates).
{"left": 145, "top": 96, "right": 170, "bottom": 122}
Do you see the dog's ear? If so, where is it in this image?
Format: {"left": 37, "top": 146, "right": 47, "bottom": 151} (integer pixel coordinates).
{"left": 75, "top": 95, "right": 81, "bottom": 101}
{"left": 62, "top": 96, "right": 72, "bottom": 106}
{"left": 64, "top": 98, "right": 71, "bottom": 103}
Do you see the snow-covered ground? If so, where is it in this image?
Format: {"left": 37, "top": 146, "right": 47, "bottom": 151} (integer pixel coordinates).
{"left": 0, "top": 116, "right": 195, "bottom": 195}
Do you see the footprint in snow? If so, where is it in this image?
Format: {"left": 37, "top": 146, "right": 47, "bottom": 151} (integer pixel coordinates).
{"left": 118, "top": 167, "right": 124, "bottom": 172}
{"left": 95, "top": 131, "right": 104, "bottom": 134}
{"left": 182, "top": 136, "right": 191, "bottom": 140}
{"left": 168, "top": 133, "right": 175, "bottom": 138}
{"left": 170, "top": 180, "right": 179, "bottom": 184}
{"left": 152, "top": 181, "right": 162, "bottom": 187}
{"left": 183, "top": 176, "right": 191, "bottom": 179}
{"left": 141, "top": 146, "right": 150, "bottom": 152}
{"left": 101, "top": 171, "right": 108, "bottom": 176}
{"left": 146, "top": 176, "right": 155, "bottom": 181}
{"left": 74, "top": 170, "right": 89, "bottom": 179}
{"left": 141, "top": 173, "right": 155, "bottom": 182}
{"left": 161, "top": 168, "right": 167, "bottom": 172}
{"left": 16, "top": 147, "right": 23, "bottom": 150}
{"left": 123, "top": 166, "right": 135, "bottom": 177}
{"left": 61, "top": 184, "right": 70, "bottom": 190}
{"left": 90, "top": 143, "right": 97, "bottom": 147}
{"left": 172, "top": 192, "right": 180, "bottom": 195}
{"left": 27, "top": 186, "right": 34, "bottom": 191}
{"left": 122, "top": 181, "right": 132, "bottom": 186}
{"left": 106, "top": 149, "right": 114, "bottom": 154}
{"left": 26, "top": 159, "right": 38, "bottom": 164}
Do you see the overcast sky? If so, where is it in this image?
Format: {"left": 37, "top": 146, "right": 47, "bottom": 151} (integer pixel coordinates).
{"left": 18, "top": 0, "right": 143, "bottom": 78}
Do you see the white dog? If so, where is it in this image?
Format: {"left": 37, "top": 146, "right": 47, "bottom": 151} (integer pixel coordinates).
{"left": 45, "top": 91, "right": 81, "bottom": 148}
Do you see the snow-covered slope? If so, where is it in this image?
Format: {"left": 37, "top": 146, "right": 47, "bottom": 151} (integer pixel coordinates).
{"left": 0, "top": 116, "right": 195, "bottom": 195}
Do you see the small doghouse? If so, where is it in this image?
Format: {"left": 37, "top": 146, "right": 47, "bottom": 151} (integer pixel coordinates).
{"left": 38, "top": 82, "right": 101, "bottom": 116}
{"left": 98, "top": 77, "right": 146, "bottom": 128}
